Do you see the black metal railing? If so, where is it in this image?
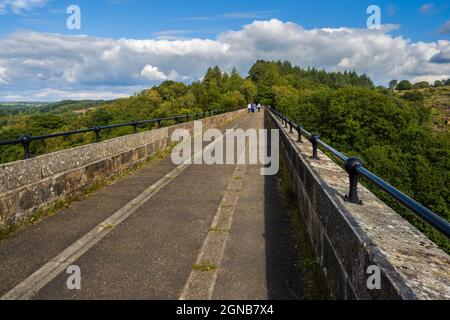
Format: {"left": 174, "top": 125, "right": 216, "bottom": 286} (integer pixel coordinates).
{"left": 0, "top": 108, "right": 241, "bottom": 160}
{"left": 268, "top": 106, "right": 450, "bottom": 239}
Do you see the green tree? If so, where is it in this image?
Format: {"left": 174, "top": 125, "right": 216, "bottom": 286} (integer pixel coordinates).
{"left": 221, "top": 90, "right": 246, "bottom": 109}
{"left": 86, "top": 108, "right": 114, "bottom": 127}
{"left": 389, "top": 79, "right": 398, "bottom": 90}
{"left": 203, "top": 66, "right": 223, "bottom": 88}
{"left": 396, "top": 80, "right": 413, "bottom": 91}
{"left": 240, "top": 80, "right": 257, "bottom": 102}
{"left": 434, "top": 80, "right": 444, "bottom": 87}
{"left": 223, "top": 68, "right": 244, "bottom": 92}
{"left": 249, "top": 60, "right": 282, "bottom": 104}
{"left": 413, "top": 81, "right": 430, "bottom": 89}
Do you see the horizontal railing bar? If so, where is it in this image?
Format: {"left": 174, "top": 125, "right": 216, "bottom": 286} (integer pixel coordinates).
{"left": 317, "top": 139, "right": 348, "bottom": 162}
{"left": 357, "top": 166, "right": 450, "bottom": 238}
{"left": 159, "top": 116, "right": 178, "bottom": 122}
{"left": 300, "top": 128, "right": 312, "bottom": 139}
{"left": 268, "top": 106, "right": 450, "bottom": 239}
{"left": 98, "top": 123, "right": 134, "bottom": 130}
{"left": 0, "top": 107, "right": 242, "bottom": 160}
{"left": 0, "top": 138, "right": 22, "bottom": 146}
{"left": 31, "top": 128, "right": 95, "bottom": 140}
{"left": 0, "top": 109, "right": 233, "bottom": 146}
{"left": 137, "top": 119, "right": 159, "bottom": 125}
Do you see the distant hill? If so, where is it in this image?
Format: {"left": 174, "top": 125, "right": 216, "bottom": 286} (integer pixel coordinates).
{"left": 0, "top": 100, "right": 112, "bottom": 116}
{"left": 0, "top": 102, "right": 48, "bottom": 115}
{"left": 396, "top": 86, "right": 450, "bottom": 132}
{"left": 35, "top": 100, "right": 113, "bottom": 114}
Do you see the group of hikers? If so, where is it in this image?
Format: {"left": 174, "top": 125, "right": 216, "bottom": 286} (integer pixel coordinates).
{"left": 247, "top": 102, "right": 262, "bottom": 114}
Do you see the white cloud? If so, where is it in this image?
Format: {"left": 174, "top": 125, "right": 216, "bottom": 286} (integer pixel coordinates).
{"left": 220, "top": 11, "right": 272, "bottom": 19}
{"left": 0, "top": 0, "right": 50, "bottom": 14}
{"left": 167, "top": 70, "right": 191, "bottom": 81}
{"left": 152, "top": 30, "right": 192, "bottom": 37}
{"left": 176, "top": 11, "right": 272, "bottom": 21}
{"left": 33, "top": 88, "right": 129, "bottom": 100}
{"left": 4, "top": 94, "right": 23, "bottom": 100}
{"left": 0, "top": 87, "right": 132, "bottom": 101}
{"left": 411, "top": 74, "right": 449, "bottom": 83}
{"left": 418, "top": 3, "right": 435, "bottom": 15}
{"left": 438, "top": 20, "right": 450, "bottom": 35}
{"left": 0, "top": 66, "right": 8, "bottom": 84}
{"left": 429, "top": 40, "right": 450, "bottom": 63}
{"left": 1, "top": 19, "right": 450, "bottom": 100}
{"left": 152, "top": 30, "right": 193, "bottom": 40}
{"left": 140, "top": 65, "right": 168, "bottom": 81}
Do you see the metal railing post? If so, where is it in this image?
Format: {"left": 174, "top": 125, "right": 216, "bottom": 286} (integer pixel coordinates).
{"left": 94, "top": 127, "right": 101, "bottom": 143}
{"left": 344, "top": 158, "right": 364, "bottom": 204}
{"left": 289, "top": 120, "right": 293, "bottom": 133}
{"left": 20, "top": 135, "right": 32, "bottom": 160}
{"left": 310, "top": 134, "right": 320, "bottom": 160}
{"left": 296, "top": 125, "right": 303, "bottom": 143}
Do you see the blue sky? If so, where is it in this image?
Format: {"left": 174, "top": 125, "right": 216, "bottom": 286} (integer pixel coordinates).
{"left": 0, "top": 0, "right": 450, "bottom": 101}
{"left": 1, "top": 0, "right": 449, "bottom": 41}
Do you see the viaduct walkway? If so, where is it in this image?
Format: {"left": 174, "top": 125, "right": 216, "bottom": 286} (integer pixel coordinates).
{"left": 0, "top": 108, "right": 449, "bottom": 300}
{"left": 0, "top": 111, "right": 307, "bottom": 300}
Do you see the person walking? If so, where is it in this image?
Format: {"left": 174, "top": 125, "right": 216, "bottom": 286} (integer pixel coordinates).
{"left": 247, "top": 102, "right": 252, "bottom": 113}
{"left": 257, "top": 103, "right": 261, "bottom": 112}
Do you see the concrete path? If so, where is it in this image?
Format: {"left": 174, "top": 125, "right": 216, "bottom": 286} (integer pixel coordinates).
{"left": 0, "top": 111, "right": 304, "bottom": 300}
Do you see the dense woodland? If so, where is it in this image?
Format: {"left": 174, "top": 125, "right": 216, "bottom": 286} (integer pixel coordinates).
{"left": 0, "top": 60, "right": 449, "bottom": 251}
{"left": 251, "top": 61, "right": 449, "bottom": 251}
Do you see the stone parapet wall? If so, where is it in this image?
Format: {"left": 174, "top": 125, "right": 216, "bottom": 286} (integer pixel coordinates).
{"left": 266, "top": 110, "right": 450, "bottom": 300}
{"left": 0, "top": 109, "right": 246, "bottom": 228}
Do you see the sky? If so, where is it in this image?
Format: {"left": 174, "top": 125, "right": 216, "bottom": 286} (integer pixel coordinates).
{"left": 0, "top": 0, "right": 449, "bottom": 101}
